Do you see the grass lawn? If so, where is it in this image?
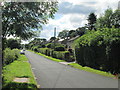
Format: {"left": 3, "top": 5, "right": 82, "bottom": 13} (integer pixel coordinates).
{"left": 29, "top": 50, "right": 64, "bottom": 62}
{"left": 68, "top": 63, "right": 115, "bottom": 78}
{"left": 2, "top": 55, "right": 38, "bottom": 90}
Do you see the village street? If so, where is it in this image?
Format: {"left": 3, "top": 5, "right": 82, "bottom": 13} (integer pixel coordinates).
{"left": 25, "top": 51, "right": 118, "bottom": 88}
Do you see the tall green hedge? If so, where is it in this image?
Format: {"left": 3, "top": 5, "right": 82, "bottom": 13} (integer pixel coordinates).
{"left": 74, "top": 28, "right": 120, "bottom": 74}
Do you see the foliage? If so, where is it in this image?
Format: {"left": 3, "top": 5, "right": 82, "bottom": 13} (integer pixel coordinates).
{"left": 74, "top": 28, "right": 120, "bottom": 74}
{"left": 54, "top": 46, "right": 65, "bottom": 51}
{"left": 46, "top": 43, "right": 52, "bottom": 48}
{"left": 87, "top": 13, "right": 97, "bottom": 30}
{"left": 30, "top": 50, "right": 63, "bottom": 62}
{"left": 76, "top": 27, "right": 86, "bottom": 36}
{"left": 2, "top": 2, "right": 58, "bottom": 40}
{"left": 6, "top": 38, "right": 21, "bottom": 49}
{"left": 3, "top": 48, "right": 20, "bottom": 65}
{"left": 29, "top": 38, "right": 47, "bottom": 48}
{"left": 68, "top": 30, "right": 77, "bottom": 38}
{"left": 46, "top": 43, "right": 65, "bottom": 49}
{"left": 12, "top": 49, "right": 20, "bottom": 59}
{"left": 52, "top": 51, "right": 70, "bottom": 61}
{"left": 96, "top": 8, "right": 120, "bottom": 28}
{"left": 49, "top": 37, "right": 56, "bottom": 42}
{"left": 58, "top": 30, "right": 69, "bottom": 39}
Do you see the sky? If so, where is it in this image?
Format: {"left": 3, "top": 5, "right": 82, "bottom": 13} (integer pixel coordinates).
{"left": 22, "top": 0, "right": 119, "bottom": 44}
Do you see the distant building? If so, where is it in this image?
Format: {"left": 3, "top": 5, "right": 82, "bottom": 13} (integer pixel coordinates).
{"left": 118, "top": 1, "right": 120, "bottom": 9}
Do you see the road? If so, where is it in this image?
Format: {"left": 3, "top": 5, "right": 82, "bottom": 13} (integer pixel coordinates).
{"left": 25, "top": 51, "right": 118, "bottom": 88}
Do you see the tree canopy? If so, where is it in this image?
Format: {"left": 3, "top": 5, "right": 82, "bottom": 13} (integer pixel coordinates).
{"left": 2, "top": 2, "right": 58, "bottom": 40}
{"left": 58, "top": 30, "right": 69, "bottom": 39}
{"left": 96, "top": 8, "right": 120, "bottom": 28}
{"left": 87, "top": 13, "right": 97, "bottom": 30}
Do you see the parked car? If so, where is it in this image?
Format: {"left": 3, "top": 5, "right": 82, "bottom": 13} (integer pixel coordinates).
{"left": 20, "top": 50, "right": 25, "bottom": 55}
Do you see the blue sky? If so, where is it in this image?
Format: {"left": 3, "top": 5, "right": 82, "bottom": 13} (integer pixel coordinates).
{"left": 21, "top": 0, "right": 119, "bottom": 44}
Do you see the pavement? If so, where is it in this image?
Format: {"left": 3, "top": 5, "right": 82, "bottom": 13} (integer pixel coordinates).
{"left": 25, "top": 51, "right": 118, "bottom": 88}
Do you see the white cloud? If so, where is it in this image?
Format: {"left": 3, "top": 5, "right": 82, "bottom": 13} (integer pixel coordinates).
{"left": 39, "top": 0, "right": 119, "bottom": 40}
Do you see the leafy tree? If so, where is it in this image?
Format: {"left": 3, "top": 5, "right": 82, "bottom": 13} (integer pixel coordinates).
{"left": 87, "top": 13, "right": 97, "bottom": 30}
{"left": 76, "top": 27, "right": 86, "bottom": 36}
{"left": 111, "top": 9, "right": 120, "bottom": 28}
{"left": 58, "top": 30, "right": 69, "bottom": 39}
{"left": 96, "top": 8, "right": 120, "bottom": 29}
{"left": 2, "top": 2, "right": 58, "bottom": 40}
{"left": 68, "top": 30, "right": 77, "bottom": 38}
{"left": 49, "top": 37, "right": 56, "bottom": 42}
{"left": 29, "top": 38, "right": 47, "bottom": 48}
{"left": 7, "top": 38, "right": 21, "bottom": 49}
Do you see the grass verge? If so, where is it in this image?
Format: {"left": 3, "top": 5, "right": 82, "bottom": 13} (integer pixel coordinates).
{"left": 29, "top": 50, "right": 64, "bottom": 62}
{"left": 68, "top": 63, "right": 115, "bottom": 78}
{"left": 2, "top": 55, "right": 38, "bottom": 90}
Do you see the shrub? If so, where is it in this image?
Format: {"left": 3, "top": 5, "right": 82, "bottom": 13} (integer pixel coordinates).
{"left": 74, "top": 28, "right": 120, "bottom": 74}
{"left": 37, "top": 48, "right": 48, "bottom": 55}
{"left": 31, "top": 46, "right": 39, "bottom": 52}
{"left": 52, "top": 51, "right": 70, "bottom": 61}
{"left": 46, "top": 43, "right": 52, "bottom": 48}
{"left": 41, "top": 45, "right": 46, "bottom": 48}
{"left": 4, "top": 48, "right": 20, "bottom": 65}
{"left": 46, "top": 43, "right": 65, "bottom": 49}
{"left": 54, "top": 46, "right": 65, "bottom": 51}
{"left": 12, "top": 49, "right": 20, "bottom": 59}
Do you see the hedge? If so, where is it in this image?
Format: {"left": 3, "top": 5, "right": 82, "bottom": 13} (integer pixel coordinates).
{"left": 74, "top": 28, "right": 120, "bottom": 74}
{"left": 52, "top": 51, "right": 70, "bottom": 61}
{"left": 36, "top": 48, "right": 73, "bottom": 62}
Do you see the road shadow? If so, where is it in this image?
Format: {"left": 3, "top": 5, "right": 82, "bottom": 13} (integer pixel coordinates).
{"left": 2, "top": 82, "right": 37, "bottom": 90}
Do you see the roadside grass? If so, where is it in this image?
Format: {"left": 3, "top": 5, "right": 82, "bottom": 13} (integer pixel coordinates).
{"left": 68, "top": 63, "right": 115, "bottom": 78}
{"left": 28, "top": 50, "right": 115, "bottom": 78}
{"left": 29, "top": 50, "right": 64, "bottom": 62}
{"left": 2, "top": 55, "right": 38, "bottom": 90}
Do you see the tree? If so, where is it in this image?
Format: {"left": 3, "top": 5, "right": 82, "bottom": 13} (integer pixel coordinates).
{"left": 7, "top": 38, "right": 21, "bottom": 49}
{"left": 29, "top": 38, "right": 47, "bottom": 48}
{"left": 58, "top": 30, "right": 69, "bottom": 40}
{"left": 2, "top": 2, "right": 58, "bottom": 40}
{"left": 68, "top": 30, "right": 77, "bottom": 38}
{"left": 96, "top": 8, "right": 113, "bottom": 28}
{"left": 76, "top": 27, "right": 86, "bottom": 36}
{"left": 49, "top": 37, "right": 56, "bottom": 42}
{"left": 87, "top": 13, "right": 97, "bottom": 30}
{"left": 111, "top": 9, "right": 120, "bottom": 28}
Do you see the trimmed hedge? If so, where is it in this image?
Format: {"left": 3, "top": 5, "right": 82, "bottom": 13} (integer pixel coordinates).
{"left": 74, "top": 28, "right": 120, "bottom": 74}
{"left": 36, "top": 48, "right": 72, "bottom": 62}
{"left": 52, "top": 51, "right": 70, "bottom": 61}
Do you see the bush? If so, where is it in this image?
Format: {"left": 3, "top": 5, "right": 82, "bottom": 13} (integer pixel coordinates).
{"left": 74, "top": 28, "right": 120, "bottom": 74}
{"left": 46, "top": 43, "right": 65, "bottom": 49}
{"left": 37, "top": 48, "right": 49, "bottom": 55}
{"left": 12, "top": 49, "right": 20, "bottom": 59}
{"left": 52, "top": 51, "right": 70, "bottom": 61}
{"left": 4, "top": 48, "right": 20, "bottom": 65}
{"left": 46, "top": 43, "right": 52, "bottom": 48}
{"left": 54, "top": 46, "right": 65, "bottom": 51}
{"left": 31, "top": 46, "right": 39, "bottom": 52}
